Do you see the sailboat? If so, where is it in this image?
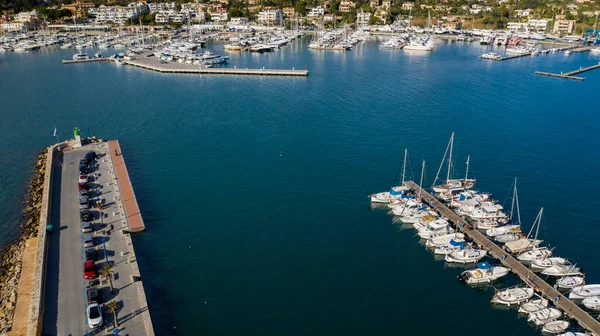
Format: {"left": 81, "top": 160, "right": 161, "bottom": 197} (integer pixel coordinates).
{"left": 404, "top": 11, "right": 435, "bottom": 51}
{"left": 370, "top": 149, "right": 414, "bottom": 203}
{"left": 395, "top": 161, "right": 432, "bottom": 222}
{"left": 518, "top": 297, "right": 549, "bottom": 314}
{"left": 504, "top": 208, "right": 544, "bottom": 254}
{"left": 432, "top": 133, "right": 475, "bottom": 200}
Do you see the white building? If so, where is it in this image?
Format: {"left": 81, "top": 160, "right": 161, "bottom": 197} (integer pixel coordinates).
{"left": 507, "top": 19, "right": 548, "bottom": 31}
{"left": 357, "top": 11, "right": 371, "bottom": 25}
{"left": 307, "top": 6, "right": 325, "bottom": 17}
{"left": 210, "top": 13, "right": 228, "bottom": 22}
{"left": 13, "top": 10, "right": 38, "bottom": 23}
{"left": 148, "top": 2, "right": 175, "bottom": 13}
{"left": 257, "top": 10, "right": 283, "bottom": 23}
{"left": 0, "top": 22, "right": 27, "bottom": 32}
{"left": 155, "top": 9, "right": 187, "bottom": 23}
{"left": 90, "top": 4, "right": 149, "bottom": 24}
{"left": 230, "top": 17, "right": 249, "bottom": 25}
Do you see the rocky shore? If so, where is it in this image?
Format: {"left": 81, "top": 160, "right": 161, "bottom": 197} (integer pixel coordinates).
{"left": 0, "top": 149, "right": 48, "bottom": 333}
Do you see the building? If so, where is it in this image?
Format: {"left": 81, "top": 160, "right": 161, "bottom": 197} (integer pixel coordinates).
{"left": 514, "top": 8, "right": 532, "bottom": 18}
{"left": 506, "top": 19, "right": 547, "bottom": 32}
{"left": 210, "top": 12, "right": 228, "bottom": 22}
{"left": 283, "top": 7, "right": 295, "bottom": 18}
{"left": 148, "top": 2, "right": 175, "bottom": 13}
{"left": 339, "top": 1, "right": 355, "bottom": 13}
{"left": 307, "top": 6, "right": 325, "bottom": 17}
{"left": 0, "top": 22, "right": 26, "bottom": 32}
{"left": 357, "top": 10, "right": 371, "bottom": 24}
{"left": 229, "top": 17, "right": 249, "bottom": 25}
{"left": 155, "top": 9, "right": 187, "bottom": 23}
{"left": 90, "top": 4, "right": 149, "bottom": 24}
{"left": 323, "top": 13, "right": 335, "bottom": 21}
{"left": 370, "top": 0, "right": 379, "bottom": 7}
{"left": 401, "top": 2, "right": 413, "bottom": 10}
{"left": 62, "top": 1, "right": 95, "bottom": 19}
{"left": 553, "top": 19, "right": 576, "bottom": 34}
{"left": 257, "top": 10, "right": 283, "bottom": 23}
{"left": 382, "top": 0, "right": 393, "bottom": 9}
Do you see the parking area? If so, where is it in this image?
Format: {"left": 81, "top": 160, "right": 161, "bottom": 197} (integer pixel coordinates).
{"left": 42, "top": 142, "right": 153, "bottom": 335}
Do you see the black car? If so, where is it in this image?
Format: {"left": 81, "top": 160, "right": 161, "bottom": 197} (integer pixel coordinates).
{"left": 79, "top": 161, "right": 90, "bottom": 174}
{"left": 85, "top": 248, "right": 98, "bottom": 262}
{"left": 84, "top": 151, "right": 97, "bottom": 165}
{"left": 80, "top": 209, "right": 92, "bottom": 221}
{"left": 86, "top": 288, "right": 103, "bottom": 304}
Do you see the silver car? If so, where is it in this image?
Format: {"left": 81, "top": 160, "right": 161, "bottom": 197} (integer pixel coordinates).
{"left": 81, "top": 222, "right": 93, "bottom": 234}
{"left": 83, "top": 235, "right": 94, "bottom": 248}
{"left": 79, "top": 196, "right": 89, "bottom": 209}
{"left": 87, "top": 303, "right": 103, "bottom": 329}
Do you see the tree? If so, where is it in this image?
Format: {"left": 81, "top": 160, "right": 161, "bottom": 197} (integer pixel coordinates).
{"left": 295, "top": 0, "right": 306, "bottom": 15}
{"left": 229, "top": 7, "right": 244, "bottom": 18}
{"left": 99, "top": 263, "right": 115, "bottom": 294}
{"left": 368, "top": 15, "right": 379, "bottom": 25}
{"left": 105, "top": 300, "right": 121, "bottom": 328}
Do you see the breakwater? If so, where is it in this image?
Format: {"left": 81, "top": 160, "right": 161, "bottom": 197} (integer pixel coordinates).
{"left": 0, "top": 150, "right": 47, "bottom": 333}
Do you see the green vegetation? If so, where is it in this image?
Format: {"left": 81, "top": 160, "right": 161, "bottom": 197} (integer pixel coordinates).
{"left": 36, "top": 7, "right": 73, "bottom": 21}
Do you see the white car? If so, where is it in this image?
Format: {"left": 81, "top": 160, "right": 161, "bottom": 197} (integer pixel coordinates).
{"left": 87, "top": 303, "right": 103, "bottom": 329}
{"left": 83, "top": 235, "right": 94, "bottom": 248}
{"left": 81, "top": 222, "right": 93, "bottom": 233}
{"left": 78, "top": 174, "right": 88, "bottom": 184}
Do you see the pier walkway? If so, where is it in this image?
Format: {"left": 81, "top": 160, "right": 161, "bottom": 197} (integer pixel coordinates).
{"left": 404, "top": 180, "right": 600, "bottom": 335}
{"left": 535, "top": 62, "right": 600, "bottom": 81}
{"left": 125, "top": 59, "right": 308, "bottom": 76}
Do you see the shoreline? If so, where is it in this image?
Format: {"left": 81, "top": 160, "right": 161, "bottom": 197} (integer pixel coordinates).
{"left": 0, "top": 149, "right": 48, "bottom": 333}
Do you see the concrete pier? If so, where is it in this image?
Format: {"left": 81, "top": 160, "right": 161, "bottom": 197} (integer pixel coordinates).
{"left": 404, "top": 180, "right": 600, "bottom": 335}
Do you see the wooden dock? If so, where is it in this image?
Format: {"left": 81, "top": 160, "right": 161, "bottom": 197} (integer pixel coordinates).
{"left": 535, "top": 62, "right": 600, "bottom": 81}
{"left": 125, "top": 60, "right": 308, "bottom": 76}
{"left": 404, "top": 180, "right": 600, "bottom": 335}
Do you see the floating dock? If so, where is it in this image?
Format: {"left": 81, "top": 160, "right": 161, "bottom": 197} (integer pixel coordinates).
{"left": 404, "top": 180, "right": 600, "bottom": 335}
{"left": 61, "top": 58, "right": 109, "bottom": 64}
{"left": 535, "top": 63, "right": 600, "bottom": 81}
{"left": 125, "top": 60, "right": 308, "bottom": 76}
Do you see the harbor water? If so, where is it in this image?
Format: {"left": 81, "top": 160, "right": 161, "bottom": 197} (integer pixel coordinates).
{"left": 1, "top": 38, "right": 600, "bottom": 335}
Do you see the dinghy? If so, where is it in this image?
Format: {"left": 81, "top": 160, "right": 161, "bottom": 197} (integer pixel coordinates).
{"left": 491, "top": 287, "right": 534, "bottom": 306}
{"left": 458, "top": 262, "right": 509, "bottom": 284}
{"left": 527, "top": 307, "right": 562, "bottom": 325}
{"left": 569, "top": 284, "right": 600, "bottom": 300}
{"left": 445, "top": 249, "right": 487, "bottom": 264}
{"left": 541, "top": 320, "right": 569, "bottom": 334}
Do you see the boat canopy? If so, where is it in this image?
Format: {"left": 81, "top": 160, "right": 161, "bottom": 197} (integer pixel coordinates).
{"left": 477, "top": 262, "right": 492, "bottom": 270}
{"left": 450, "top": 239, "right": 465, "bottom": 249}
{"left": 459, "top": 193, "right": 470, "bottom": 201}
{"left": 389, "top": 189, "right": 405, "bottom": 196}
{"left": 483, "top": 205, "right": 498, "bottom": 213}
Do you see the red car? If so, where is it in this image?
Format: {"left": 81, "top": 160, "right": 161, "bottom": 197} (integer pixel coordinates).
{"left": 78, "top": 182, "right": 87, "bottom": 191}
{"left": 84, "top": 260, "right": 96, "bottom": 279}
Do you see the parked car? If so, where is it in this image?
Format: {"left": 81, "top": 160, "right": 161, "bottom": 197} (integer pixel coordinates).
{"left": 79, "top": 196, "right": 89, "bottom": 209}
{"left": 83, "top": 260, "right": 96, "bottom": 279}
{"left": 84, "top": 151, "right": 97, "bottom": 163}
{"left": 87, "top": 303, "right": 103, "bottom": 329}
{"left": 78, "top": 182, "right": 88, "bottom": 191}
{"left": 81, "top": 221, "right": 93, "bottom": 233}
{"left": 79, "top": 161, "right": 90, "bottom": 174}
{"left": 80, "top": 209, "right": 92, "bottom": 222}
{"left": 83, "top": 235, "right": 94, "bottom": 248}
{"left": 85, "top": 248, "right": 98, "bottom": 262}
{"left": 78, "top": 175, "right": 88, "bottom": 184}
{"left": 86, "top": 288, "right": 103, "bottom": 304}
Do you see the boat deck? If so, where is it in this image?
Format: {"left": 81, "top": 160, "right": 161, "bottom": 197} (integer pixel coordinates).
{"left": 404, "top": 180, "right": 600, "bottom": 335}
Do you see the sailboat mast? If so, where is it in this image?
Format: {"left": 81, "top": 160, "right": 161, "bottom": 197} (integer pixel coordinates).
{"left": 510, "top": 178, "right": 517, "bottom": 222}
{"left": 464, "top": 155, "right": 470, "bottom": 183}
{"left": 418, "top": 160, "right": 425, "bottom": 200}
{"left": 401, "top": 148, "right": 407, "bottom": 185}
{"left": 534, "top": 208, "right": 543, "bottom": 240}
{"left": 433, "top": 134, "right": 452, "bottom": 186}
{"left": 446, "top": 132, "right": 454, "bottom": 183}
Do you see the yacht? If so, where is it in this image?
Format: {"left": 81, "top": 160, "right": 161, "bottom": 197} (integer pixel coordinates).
{"left": 530, "top": 257, "right": 568, "bottom": 271}
{"left": 494, "top": 233, "right": 522, "bottom": 243}
{"left": 569, "top": 284, "right": 600, "bottom": 300}
{"left": 417, "top": 219, "right": 451, "bottom": 239}
{"left": 72, "top": 52, "right": 89, "bottom": 61}
{"left": 541, "top": 320, "right": 569, "bottom": 334}
{"left": 517, "top": 247, "right": 552, "bottom": 262}
{"left": 456, "top": 34, "right": 466, "bottom": 42}
{"left": 486, "top": 225, "right": 521, "bottom": 237}
{"left": 458, "top": 262, "right": 509, "bottom": 284}
{"left": 370, "top": 186, "right": 412, "bottom": 203}
{"left": 527, "top": 308, "right": 562, "bottom": 325}
{"left": 445, "top": 249, "right": 487, "bottom": 264}
{"left": 518, "top": 298, "right": 548, "bottom": 314}
{"left": 425, "top": 232, "right": 465, "bottom": 248}
{"left": 491, "top": 287, "right": 534, "bottom": 306}
{"left": 556, "top": 275, "right": 584, "bottom": 290}
{"left": 541, "top": 263, "right": 582, "bottom": 277}
{"left": 434, "top": 239, "right": 464, "bottom": 255}
{"left": 403, "top": 35, "right": 434, "bottom": 51}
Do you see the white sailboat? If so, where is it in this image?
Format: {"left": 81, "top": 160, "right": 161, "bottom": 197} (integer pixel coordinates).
{"left": 432, "top": 133, "right": 475, "bottom": 196}
{"left": 527, "top": 307, "right": 562, "bottom": 325}
{"left": 541, "top": 262, "right": 582, "bottom": 277}
{"left": 517, "top": 247, "right": 552, "bottom": 262}
{"left": 458, "top": 262, "right": 509, "bottom": 284}
{"left": 491, "top": 286, "right": 534, "bottom": 306}
{"left": 486, "top": 225, "right": 521, "bottom": 237}
{"left": 504, "top": 208, "right": 544, "bottom": 254}
{"left": 531, "top": 257, "right": 568, "bottom": 271}
{"left": 370, "top": 149, "right": 413, "bottom": 203}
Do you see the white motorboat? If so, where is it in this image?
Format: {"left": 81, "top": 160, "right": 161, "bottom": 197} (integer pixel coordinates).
{"left": 541, "top": 263, "right": 582, "bottom": 277}
{"left": 531, "top": 257, "right": 568, "bottom": 271}
{"left": 569, "top": 284, "right": 600, "bottom": 300}
{"left": 486, "top": 225, "right": 521, "bottom": 237}
{"left": 582, "top": 296, "right": 600, "bottom": 310}
{"left": 556, "top": 276, "right": 584, "bottom": 290}
{"left": 72, "top": 52, "right": 89, "bottom": 61}
{"left": 541, "top": 320, "right": 569, "bottom": 334}
{"left": 445, "top": 249, "right": 487, "bottom": 264}
{"left": 426, "top": 233, "right": 465, "bottom": 248}
{"left": 413, "top": 215, "right": 437, "bottom": 231}
{"left": 527, "top": 307, "right": 562, "bottom": 325}
{"left": 434, "top": 239, "right": 464, "bottom": 255}
{"left": 494, "top": 233, "right": 522, "bottom": 243}
{"left": 114, "top": 59, "right": 125, "bottom": 66}
{"left": 556, "top": 332, "right": 592, "bottom": 336}
{"left": 492, "top": 287, "right": 534, "bottom": 306}
{"left": 399, "top": 210, "right": 433, "bottom": 224}
{"left": 370, "top": 186, "right": 411, "bottom": 203}
{"left": 458, "top": 262, "right": 509, "bottom": 284}
{"left": 417, "top": 219, "right": 450, "bottom": 239}
{"left": 505, "top": 238, "right": 542, "bottom": 253}
{"left": 517, "top": 247, "right": 552, "bottom": 262}
{"left": 590, "top": 47, "right": 600, "bottom": 54}
{"left": 518, "top": 298, "right": 548, "bottom": 314}
{"left": 390, "top": 199, "right": 425, "bottom": 216}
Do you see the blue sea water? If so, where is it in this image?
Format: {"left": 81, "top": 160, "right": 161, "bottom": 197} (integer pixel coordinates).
{"left": 2, "top": 37, "right": 600, "bottom": 335}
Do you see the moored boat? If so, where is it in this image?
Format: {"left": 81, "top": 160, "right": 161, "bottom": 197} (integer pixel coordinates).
{"left": 518, "top": 298, "right": 548, "bottom": 314}
{"left": 458, "top": 262, "right": 509, "bottom": 284}
{"left": 569, "top": 284, "right": 600, "bottom": 300}
{"left": 492, "top": 286, "right": 534, "bottom": 306}
{"left": 541, "top": 320, "right": 569, "bottom": 334}
{"left": 445, "top": 248, "right": 487, "bottom": 264}
{"left": 527, "top": 307, "right": 562, "bottom": 325}
{"left": 556, "top": 275, "right": 584, "bottom": 290}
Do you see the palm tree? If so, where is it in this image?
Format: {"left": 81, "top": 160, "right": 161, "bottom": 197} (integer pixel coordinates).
{"left": 99, "top": 263, "right": 115, "bottom": 294}
{"left": 106, "top": 300, "right": 120, "bottom": 328}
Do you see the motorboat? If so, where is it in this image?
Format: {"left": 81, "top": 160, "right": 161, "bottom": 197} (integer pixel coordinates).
{"left": 413, "top": 215, "right": 437, "bottom": 231}
{"left": 494, "top": 233, "right": 522, "bottom": 243}
{"left": 517, "top": 247, "right": 552, "bottom": 262}
{"left": 556, "top": 332, "right": 592, "bottom": 336}
{"left": 417, "top": 219, "right": 450, "bottom": 239}
{"left": 73, "top": 52, "right": 89, "bottom": 61}
{"left": 94, "top": 51, "right": 103, "bottom": 58}
{"left": 527, "top": 307, "right": 562, "bottom": 325}
{"left": 541, "top": 320, "right": 569, "bottom": 334}
{"left": 504, "top": 238, "right": 542, "bottom": 254}
{"left": 556, "top": 276, "right": 584, "bottom": 290}
{"left": 518, "top": 298, "right": 548, "bottom": 314}
{"left": 569, "top": 284, "right": 600, "bottom": 300}
{"left": 398, "top": 210, "right": 434, "bottom": 224}
{"left": 531, "top": 257, "right": 568, "bottom": 271}
{"left": 390, "top": 199, "right": 426, "bottom": 216}
{"left": 541, "top": 263, "right": 582, "bottom": 277}
{"left": 425, "top": 233, "right": 465, "bottom": 248}
{"left": 582, "top": 296, "right": 600, "bottom": 310}
{"left": 458, "top": 262, "right": 509, "bottom": 284}
{"left": 486, "top": 225, "right": 521, "bottom": 237}
{"left": 434, "top": 239, "right": 464, "bottom": 255}
{"left": 370, "top": 186, "right": 412, "bottom": 203}
{"left": 445, "top": 249, "right": 487, "bottom": 264}
{"left": 491, "top": 287, "right": 534, "bottom": 306}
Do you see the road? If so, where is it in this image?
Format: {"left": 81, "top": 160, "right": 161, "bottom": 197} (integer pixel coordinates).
{"left": 43, "top": 143, "right": 153, "bottom": 335}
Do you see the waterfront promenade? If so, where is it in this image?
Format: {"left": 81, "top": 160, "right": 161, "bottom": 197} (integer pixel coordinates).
{"left": 42, "top": 140, "right": 153, "bottom": 335}
{"left": 404, "top": 181, "right": 600, "bottom": 335}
